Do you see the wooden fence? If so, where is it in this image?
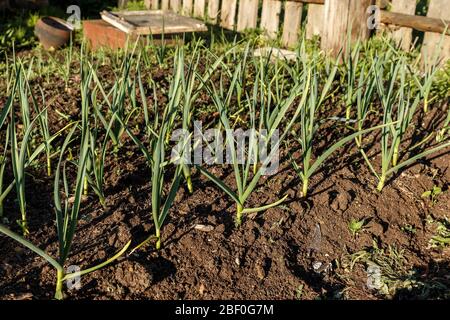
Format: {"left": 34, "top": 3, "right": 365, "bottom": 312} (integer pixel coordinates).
{"left": 140, "top": 0, "right": 450, "bottom": 62}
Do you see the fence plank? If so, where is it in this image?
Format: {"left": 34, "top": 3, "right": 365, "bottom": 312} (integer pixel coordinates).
{"left": 322, "top": 0, "right": 373, "bottom": 56}
{"left": 182, "top": 0, "right": 193, "bottom": 15}
{"left": 144, "top": 0, "right": 159, "bottom": 9}
{"left": 220, "top": 0, "right": 237, "bottom": 29}
{"left": 348, "top": 0, "right": 373, "bottom": 41}
{"left": 169, "top": 0, "right": 181, "bottom": 12}
{"left": 237, "top": 0, "right": 259, "bottom": 31}
{"left": 193, "top": 0, "right": 206, "bottom": 18}
{"left": 421, "top": 0, "right": 450, "bottom": 64}
{"left": 207, "top": 0, "right": 220, "bottom": 23}
{"left": 118, "top": 0, "right": 128, "bottom": 8}
{"left": 390, "top": 0, "right": 416, "bottom": 51}
{"left": 260, "top": 0, "right": 282, "bottom": 38}
{"left": 161, "top": 0, "right": 169, "bottom": 10}
{"left": 305, "top": 4, "right": 323, "bottom": 39}
{"left": 322, "top": 0, "right": 350, "bottom": 55}
{"left": 282, "top": 2, "right": 303, "bottom": 47}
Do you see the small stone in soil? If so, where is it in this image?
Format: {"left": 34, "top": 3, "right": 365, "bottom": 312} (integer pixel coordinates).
{"left": 312, "top": 261, "right": 332, "bottom": 274}
{"left": 312, "top": 261, "right": 323, "bottom": 273}
{"left": 255, "top": 264, "right": 266, "bottom": 280}
{"left": 307, "top": 223, "right": 322, "bottom": 256}
{"left": 199, "top": 283, "right": 206, "bottom": 295}
{"left": 194, "top": 224, "right": 214, "bottom": 232}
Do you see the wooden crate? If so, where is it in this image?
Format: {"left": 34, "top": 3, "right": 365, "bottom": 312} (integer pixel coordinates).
{"left": 100, "top": 10, "right": 208, "bottom": 35}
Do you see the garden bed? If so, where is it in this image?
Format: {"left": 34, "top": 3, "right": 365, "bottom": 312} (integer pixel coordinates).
{"left": 0, "top": 42, "right": 449, "bottom": 300}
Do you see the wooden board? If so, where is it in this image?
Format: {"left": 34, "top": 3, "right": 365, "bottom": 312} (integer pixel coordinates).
{"left": 305, "top": 3, "right": 323, "bottom": 39}
{"left": 282, "top": 2, "right": 303, "bottom": 47}
{"left": 101, "top": 10, "right": 208, "bottom": 35}
{"left": 381, "top": 11, "right": 450, "bottom": 35}
{"left": 193, "top": 0, "right": 205, "bottom": 18}
{"left": 421, "top": 0, "right": 450, "bottom": 65}
{"left": 390, "top": 0, "right": 416, "bottom": 51}
{"left": 260, "top": 0, "right": 282, "bottom": 39}
{"left": 207, "top": 0, "right": 220, "bottom": 23}
{"left": 220, "top": 0, "right": 237, "bottom": 29}
{"left": 236, "top": 0, "right": 259, "bottom": 31}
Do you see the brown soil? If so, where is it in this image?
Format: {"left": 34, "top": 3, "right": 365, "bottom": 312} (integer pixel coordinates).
{"left": 0, "top": 53, "right": 449, "bottom": 300}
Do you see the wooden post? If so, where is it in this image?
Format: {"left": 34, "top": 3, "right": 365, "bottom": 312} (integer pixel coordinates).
{"left": 421, "top": 0, "right": 450, "bottom": 65}
{"left": 390, "top": 0, "right": 416, "bottom": 51}
{"left": 305, "top": 3, "right": 324, "bottom": 40}
{"left": 321, "top": 0, "right": 374, "bottom": 56}
{"left": 282, "top": 2, "right": 303, "bottom": 47}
